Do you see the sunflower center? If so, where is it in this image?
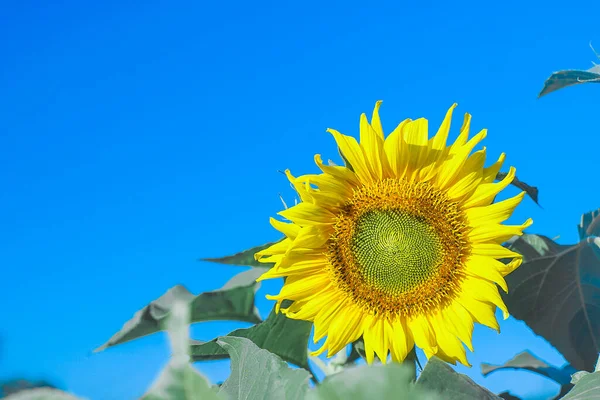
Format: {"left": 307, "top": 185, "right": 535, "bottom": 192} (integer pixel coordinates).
{"left": 327, "top": 178, "right": 470, "bottom": 318}
{"left": 351, "top": 209, "right": 443, "bottom": 295}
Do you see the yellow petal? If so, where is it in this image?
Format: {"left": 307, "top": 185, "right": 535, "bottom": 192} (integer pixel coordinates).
{"left": 483, "top": 153, "right": 506, "bottom": 183}
{"left": 286, "top": 288, "right": 339, "bottom": 321}
{"left": 363, "top": 315, "right": 390, "bottom": 364}
{"left": 313, "top": 298, "right": 347, "bottom": 344}
{"left": 295, "top": 172, "right": 353, "bottom": 199}
{"left": 370, "top": 100, "right": 384, "bottom": 139}
{"left": 256, "top": 257, "right": 328, "bottom": 281}
{"left": 463, "top": 166, "right": 515, "bottom": 208}
{"left": 383, "top": 119, "right": 411, "bottom": 179}
{"left": 323, "top": 303, "right": 365, "bottom": 357}
{"left": 269, "top": 217, "right": 301, "bottom": 239}
{"left": 430, "top": 103, "right": 458, "bottom": 155}
{"left": 436, "top": 129, "right": 487, "bottom": 190}
{"left": 407, "top": 315, "right": 438, "bottom": 355}
{"left": 443, "top": 303, "right": 475, "bottom": 352}
{"left": 403, "top": 118, "right": 430, "bottom": 180}
{"left": 278, "top": 202, "right": 336, "bottom": 225}
{"left": 465, "top": 255, "right": 509, "bottom": 292}
{"left": 389, "top": 318, "right": 414, "bottom": 362}
{"left": 456, "top": 295, "right": 500, "bottom": 332}
{"left": 291, "top": 225, "right": 331, "bottom": 250}
{"left": 266, "top": 272, "right": 330, "bottom": 302}
{"left": 360, "top": 113, "right": 385, "bottom": 180}
{"left": 449, "top": 112, "right": 472, "bottom": 153}
{"left": 254, "top": 238, "right": 292, "bottom": 259}
{"left": 469, "top": 218, "right": 533, "bottom": 244}
{"left": 466, "top": 191, "right": 526, "bottom": 226}
{"left": 429, "top": 314, "right": 470, "bottom": 366}
{"left": 328, "top": 128, "right": 374, "bottom": 183}
{"left": 460, "top": 276, "right": 509, "bottom": 319}
{"left": 314, "top": 154, "right": 360, "bottom": 186}
{"left": 471, "top": 243, "right": 522, "bottom": 260}
{"left": 285, "top": 169, "right": 313, "bottom": 203}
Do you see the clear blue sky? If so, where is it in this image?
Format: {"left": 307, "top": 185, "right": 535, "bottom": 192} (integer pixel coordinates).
{"left": 1, "top": 1, "right": 599, "bottom": 399}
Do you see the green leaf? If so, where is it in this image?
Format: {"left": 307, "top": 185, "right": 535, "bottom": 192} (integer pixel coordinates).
{"left": 141, "top": 298, "right": 223, "bottom": 400}
{"left": 580, "top": 208, "right": 600, "bottom": 239}
{"left": 562, "top": 371, "right": 600, "bottom": 399}
{"left": 4, "top": 389, "right": 85, "bottom": 400}
{"left": 481, "top": 351, "right": 575, "bottom": 398}
{"left": 539, "top": 66, "right": 600, "bottom": 98}
{"left": 1, "top": 380, "right": 58, "bottom": 398}
{"left": 505, "top": 234, "right": 566, "bottom": 262}
{"left": 306, "top": 363, "right": 438, "bottom": 400}
{"left": 502, "top": 214, "right": 600, "bottom": 371}
{"left": 95, "top": 269, "right": 263, "bottom": 352}
{"left": 201, "top": 241, "right": 282, "bottom": 268}
{"left": 190, "top": 303, "right": 313, "bottom": 371}
{"left": 539, "top": 43, "right": 600, "bottom": 97}
{"left": 216, "top": 336, "right": 310, "bottom": 400}
{"left": 417, "top": 357, "right": 501, "bottom": 399}
{"left": 495, "top": 172, "right": 540, "bottom": 206}
{"left": 141, "top": 362, "right": 222, "bottom": 400}
{"left": 498, "top": 392, "right": 521, "bottom": 400}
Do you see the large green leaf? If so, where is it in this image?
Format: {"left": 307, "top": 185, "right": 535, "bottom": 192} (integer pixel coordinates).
{"left": 504, "top": 234, "right": 566, "bottom": 262}
{"left": 562, "top": 371, "right": 600, "bottom": 399}
{"left": 538, "top": 43, "right": 600, "bottom": 98}
{"left": 481, "top": 351, "right": 575, "bottom": 399}
{"left": 201, "top": 241, "right": 282, "bottom": 268}
{"left": 538, "top": 67, "right": 600, "bottom": 98}
{"left": 216, "top": 336, "right": 310, "bottom": 400}
{"left": 3, "top": 389, "right": 85, "bottom": 400}
{"left": 141, "top": 362, "right": 222, "bottom": 400}
{"left": 1, "top": 380, "right": 58, "bottom": 398}
{"left": 141, "top": 297, "right": 223, "bottom": 400}
{"left": 95, "top": 269, "right": 263, "bottom": 352}
{"left": 502, "top": 209, "right": 600, "bottom": 371}
{"left": 190, "top": 303, "right": 313, "bottom": 371}
{"left": 306, "top": 363, "right": 437, "bottom": 400}
{"left": 417, "top": 357, "right": 501, "bottom": 399}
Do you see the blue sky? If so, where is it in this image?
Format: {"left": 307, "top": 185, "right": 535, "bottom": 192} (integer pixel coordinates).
{"left": 1, "top": 1, "right": 600, "bottom": 399}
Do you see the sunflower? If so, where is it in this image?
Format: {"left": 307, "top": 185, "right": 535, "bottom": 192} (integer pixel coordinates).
{"left": 255, "top": 102, "right": 532, "bottom": 366}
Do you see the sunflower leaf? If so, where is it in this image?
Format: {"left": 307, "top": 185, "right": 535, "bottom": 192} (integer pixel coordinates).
{"left": 538, "top": 43, "right": 600, "bottom": 99}
{"left": 190, "top": 303, "right": 313, "bottom": 371}
{"left": 502, "top": 209, "right": 600, "bottom": 372}
{"left": 504, "top": 234, "right": 564, "bottom": 262}
{"left": 3, "top": 388, "right": 87, "bottom": 400}
{"left": 140, "top": 361, "right": 222, "bottom": 400}
{"left": 417, "top": 357, "right": 501, "bottom": 399}
{"left": 498, "top": 392, "right": 521, "bottom": 400}
{"left": 306, "top": 363, "right": 437, "bottom": 400}
{"left": 1, "top": 379, "right": 58, "bottom": 398}
{"left": 200, "top": 241, "right": 282, "bottom": 268}
{"left": 95, "top": 269, "right": 263, "bottom": 352}
{"left": 495, "top": 172, "right": 540, "bottom": 206}
{"left": 561, "top": 371, "right": 600, "bottom": 399}
{"left": 141, "top": 297, "right": 223, "bottom": 400}
{"left": 216, "top": 336, "right": 310, "bottom": 400}
{"left": 481, "top": 351, "right": 575, "bottom": 398}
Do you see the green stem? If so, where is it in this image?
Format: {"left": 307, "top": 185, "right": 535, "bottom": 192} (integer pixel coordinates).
{"left": 402, "top": 347, "right": 418, "bottom": 382}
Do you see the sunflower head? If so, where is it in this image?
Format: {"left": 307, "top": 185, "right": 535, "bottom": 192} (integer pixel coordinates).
{"left": 255, "top": 102, "right": 531, "bottom": 366}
